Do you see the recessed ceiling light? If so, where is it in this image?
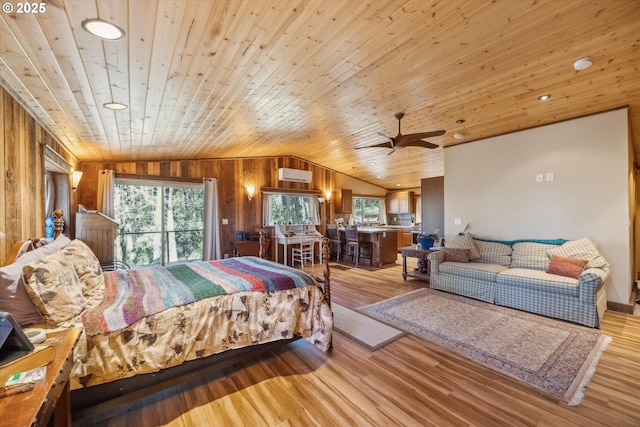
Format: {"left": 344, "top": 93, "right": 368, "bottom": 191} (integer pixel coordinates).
{"left": 103, "top": 102, "right": 127, "bottom": 110}
{"left": 538, "top": 94, "right": 551, "bottom": 101}
{"left": 82, "top": 19, "right": 125, "bottom": 40}
{"left": 396, "top": 183, "right": 402, "bottom": 187}
{"left": 455, "top": 119, "right": 465, "bottom": 124}
{"left": 573, "top": 57, "right": 593, "bottom": 71}
{"left": 454, "top": 133, "right": 464, "bottom": 140}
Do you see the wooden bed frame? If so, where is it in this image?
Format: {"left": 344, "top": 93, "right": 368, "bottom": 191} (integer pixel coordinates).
{"left": 4, "top": 211, "right": 333, "bottom": 417}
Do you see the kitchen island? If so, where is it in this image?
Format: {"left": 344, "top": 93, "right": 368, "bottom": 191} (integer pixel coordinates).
{"left": 351, "top": 227, "right": 398, "bottom": 267}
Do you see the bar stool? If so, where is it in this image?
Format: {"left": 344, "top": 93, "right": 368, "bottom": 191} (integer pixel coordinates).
{"left": 326, "top": 226, "right": 342, "bottom": 262}
{"left": 344, "top": 227, "right": 372, "bottom": 268}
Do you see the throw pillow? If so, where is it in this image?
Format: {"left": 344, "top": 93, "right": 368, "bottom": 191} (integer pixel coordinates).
{"left": 443, "top": 248, "right": 471, "bottom": 263}
{"left": 546, "top": 237, "right": 609, "bottom": 269}
{"left": 0, "top": 235, "right": 71, "bottom": 326}
{"left": 61, "top": 239, "right": 105, "bottom": 297}
{"left": 22, "top": 251, "right": 86, "bottom": 326}
{"left": 445, "top": 234, "right": 480, "bottom": 260}
{"left": 546, "top": 255, "right": 588, "bottom": 279}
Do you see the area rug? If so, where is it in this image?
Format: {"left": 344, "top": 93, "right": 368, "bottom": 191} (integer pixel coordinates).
{"left": 359, "top": 289, "right": 611, "bottom": 405}
{"left": 331, "top": 302, "right": 405, "bottom": 350}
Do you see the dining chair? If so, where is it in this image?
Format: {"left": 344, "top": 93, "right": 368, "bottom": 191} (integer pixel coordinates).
{"left": 291, "top": 231, "right": 314, "bottom": 267}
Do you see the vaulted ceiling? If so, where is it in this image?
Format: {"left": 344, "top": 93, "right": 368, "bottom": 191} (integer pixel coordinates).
{"left": 1, "top": 0, "right": 639, "bottom": 189}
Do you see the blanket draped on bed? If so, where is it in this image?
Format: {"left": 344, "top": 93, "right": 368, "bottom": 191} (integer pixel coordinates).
{"left": 81, "top": 257, "right": 315, "bottom": 336}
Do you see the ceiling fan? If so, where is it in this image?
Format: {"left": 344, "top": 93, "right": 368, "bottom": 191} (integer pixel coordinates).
{"left": 357, "top": 112, "right": 446, "bottom": 155}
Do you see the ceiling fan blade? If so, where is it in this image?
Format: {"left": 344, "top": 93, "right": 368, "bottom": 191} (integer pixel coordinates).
{"left": 401, "top": 130, "right": 446, "bottom": 140}
{"left": 401, "top": 140, "right": 439, "bottom": 149}
{"left": 377, "top": 131, "right": 395, "bottom": 146}
{"left": 386, "top": 148, "right": 397, "bottom": 156}
{"left": 356, "top": 141, "right": 393, "bottom": 149}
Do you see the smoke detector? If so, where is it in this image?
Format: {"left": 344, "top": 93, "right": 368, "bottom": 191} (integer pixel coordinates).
{"left": 573, "top": 57, "right": 593, "bottom": 71}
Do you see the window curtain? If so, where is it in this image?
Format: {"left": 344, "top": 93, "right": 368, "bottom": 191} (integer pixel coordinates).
{"left": 380, "top": 197, "right": 387, "bottom": 224}
{"left": 311, "top": 196, "right": 321, "bottom": 224}
{"left": 44, "top": 174, "right": 55, "bottom": 217}
{"left": 97, "top": 169, "right": 115, "bottom": 218}
{"left": 262, "top": 193, "right": 274, "bottom": 226}
{"left": 203, "top": 178, "right": 222, "bottom": 261}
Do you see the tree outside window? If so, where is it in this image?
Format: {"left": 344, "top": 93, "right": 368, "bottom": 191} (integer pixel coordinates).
{"left": 113, "top": 180, "right": 204, "bottom": 266}
{"left": 352, "top": 197, "right": 384, "bottom": 224}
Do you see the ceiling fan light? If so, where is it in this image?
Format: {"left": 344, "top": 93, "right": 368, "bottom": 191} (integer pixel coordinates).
{"left": 82, "top": 19, "right": 125, "bottom": 40}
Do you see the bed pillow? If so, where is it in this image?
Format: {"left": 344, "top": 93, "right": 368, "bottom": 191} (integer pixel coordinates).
{"left": 546, "top": 255, "right": 588, "bottom": 279}
{"left": 0, "top": 235, "right": 72, "bottom": 326}
{"left": 22, "top": 251, "right": 86, "bottom": 326}
{"left": 62, "top": 240, "right": 104, "bottom": 296}
{"left": 443, "top": 248, "right": 471, "bottom": 263}
{"left": 445, "top": 234, "right": 480, "bottom": 260}
{"left": 546, "top": 237, "right": 609, "bottom": 269}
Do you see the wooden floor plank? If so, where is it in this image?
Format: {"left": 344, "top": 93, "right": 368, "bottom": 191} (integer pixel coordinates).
{"left": 75, "top": 257, "right": 640, "bottom": 427}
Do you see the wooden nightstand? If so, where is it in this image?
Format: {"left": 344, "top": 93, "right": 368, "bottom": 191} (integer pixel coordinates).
{"left": 0, "top": 327, "right": 81, "bottom": 427}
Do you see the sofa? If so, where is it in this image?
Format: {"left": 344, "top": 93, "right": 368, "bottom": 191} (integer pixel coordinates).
{"left": 427, "top": 234, "right": 610, "bottom": 328}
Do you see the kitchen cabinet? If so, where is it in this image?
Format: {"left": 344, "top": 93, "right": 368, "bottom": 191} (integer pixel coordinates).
{"left": 397, "top": 227, "right": 414, "bottom": 251}
{"left": 386, "top": 191, "right": 415, "bottom": 213}
{"left": 334, "top": 189, "right": 352, "bottom": 213}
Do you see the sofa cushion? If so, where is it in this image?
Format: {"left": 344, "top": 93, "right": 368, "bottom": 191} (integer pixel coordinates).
{"left": 510, "top": 242, "right": 558, "bottom": 271}
{"left": 497, "top": 268, "right": 579, "bottom": 297}
{"left": 445, "top": 234, "right": 480, "bottom": 260}
{"left": 439, "top": 261, "right": 508, "bottom": 282}
{"left": 475, "top": 240, "right": 512, "bottom": 267}
{"left": 546, "top": 255, "right": 587, "bottom": 279}
{"left": 443, "top": 248, "right": 471, "bottom": 262}
{"left": 546, "top": 237, "right": 609, "bottom": 269}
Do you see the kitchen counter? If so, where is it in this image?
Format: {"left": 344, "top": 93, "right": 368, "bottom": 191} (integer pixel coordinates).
{"left": 337, "top": 227, "right": 398, "bottom": 266}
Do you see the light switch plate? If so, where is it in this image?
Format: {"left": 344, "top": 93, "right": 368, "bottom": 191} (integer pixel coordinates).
{"left": 222, "top": 218, "right": 228, "bottom": 225}
{"left": 536, "top": 174, "right": 544, "bottom": 183}
{"left": 454, "top": 217, "right": 462, "bottom": 226}
{"left": 546, "top": 172, "right": 554, "bottom": 182}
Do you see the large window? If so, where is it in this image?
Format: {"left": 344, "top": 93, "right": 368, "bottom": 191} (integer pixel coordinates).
{"left": 352, "top": 197, "right": 385, "bottom": 224}
{"left": 113, "top": 179, "right": 204, "bottom": 266}
{"left": 263, "top": 192, "right": 321, "bottom": 225}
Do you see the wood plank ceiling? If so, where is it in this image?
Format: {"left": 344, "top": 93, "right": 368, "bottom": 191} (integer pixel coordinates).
{"left": 0, "top": 0, "right": 638, "bottom": 189}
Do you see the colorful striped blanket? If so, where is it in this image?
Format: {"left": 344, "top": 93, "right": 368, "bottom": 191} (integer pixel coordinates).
{"left": 81, "top": 257, "right": 316, "bottom": 336}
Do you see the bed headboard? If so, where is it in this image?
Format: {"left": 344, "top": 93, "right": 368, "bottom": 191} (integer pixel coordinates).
{"left": 1, "top": 210, "right": 65, "bottom": 266}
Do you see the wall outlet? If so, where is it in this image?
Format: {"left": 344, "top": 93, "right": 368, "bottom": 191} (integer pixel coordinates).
{"left": 546, "top": 172, "right": 554, "bottom": 182}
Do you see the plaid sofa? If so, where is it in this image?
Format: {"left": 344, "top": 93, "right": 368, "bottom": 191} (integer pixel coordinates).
{"left": 427, "top": 236, "right": 609, "bottom": 328}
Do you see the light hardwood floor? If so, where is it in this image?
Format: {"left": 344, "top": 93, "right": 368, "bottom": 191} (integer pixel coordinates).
{"left": 74, "top": 258, "right": 640, "bottom": 427}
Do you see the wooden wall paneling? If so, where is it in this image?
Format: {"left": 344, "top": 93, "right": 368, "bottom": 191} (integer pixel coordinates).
{"left": 0, "top": 91, "right": 5, "bottom": 262}
{"left": 219, "top": 161, "right": 236, "bottom": 258}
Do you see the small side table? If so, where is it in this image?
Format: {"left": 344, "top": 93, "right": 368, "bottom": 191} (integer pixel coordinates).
{"left": 0, "top": 327, "right": 81, "bottom": 427}
{"left": 400, "top": 246, "right": 431, "bottom": 282}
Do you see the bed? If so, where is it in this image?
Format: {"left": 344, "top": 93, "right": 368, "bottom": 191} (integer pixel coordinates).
{"left": 0, "top": 211, "right": 333, "bottom": 412}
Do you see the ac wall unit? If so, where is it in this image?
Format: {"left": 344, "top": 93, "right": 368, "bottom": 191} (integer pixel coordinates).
{"left": 278, "top": 168, "right": 312, "bottom": 183}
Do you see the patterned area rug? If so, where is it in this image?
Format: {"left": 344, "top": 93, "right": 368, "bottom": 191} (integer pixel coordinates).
{"left": 332, "top": 303, "right": 405, "bottom": 350}
{"left": 360, "top": 288, "right": 611, "bottom": 405}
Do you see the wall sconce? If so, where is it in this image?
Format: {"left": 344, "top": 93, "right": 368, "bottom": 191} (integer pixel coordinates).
{"left": 318, "top": 197, "right": 325, "bottom": 204}
{"left": 325, "top": 190, "right": 332, "bottom": 202}
{"left": 72, "top": 171, "right": 83, "bottom": 190}
{"left": 246, "top": 185, "right": 255, "bottom": 201}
